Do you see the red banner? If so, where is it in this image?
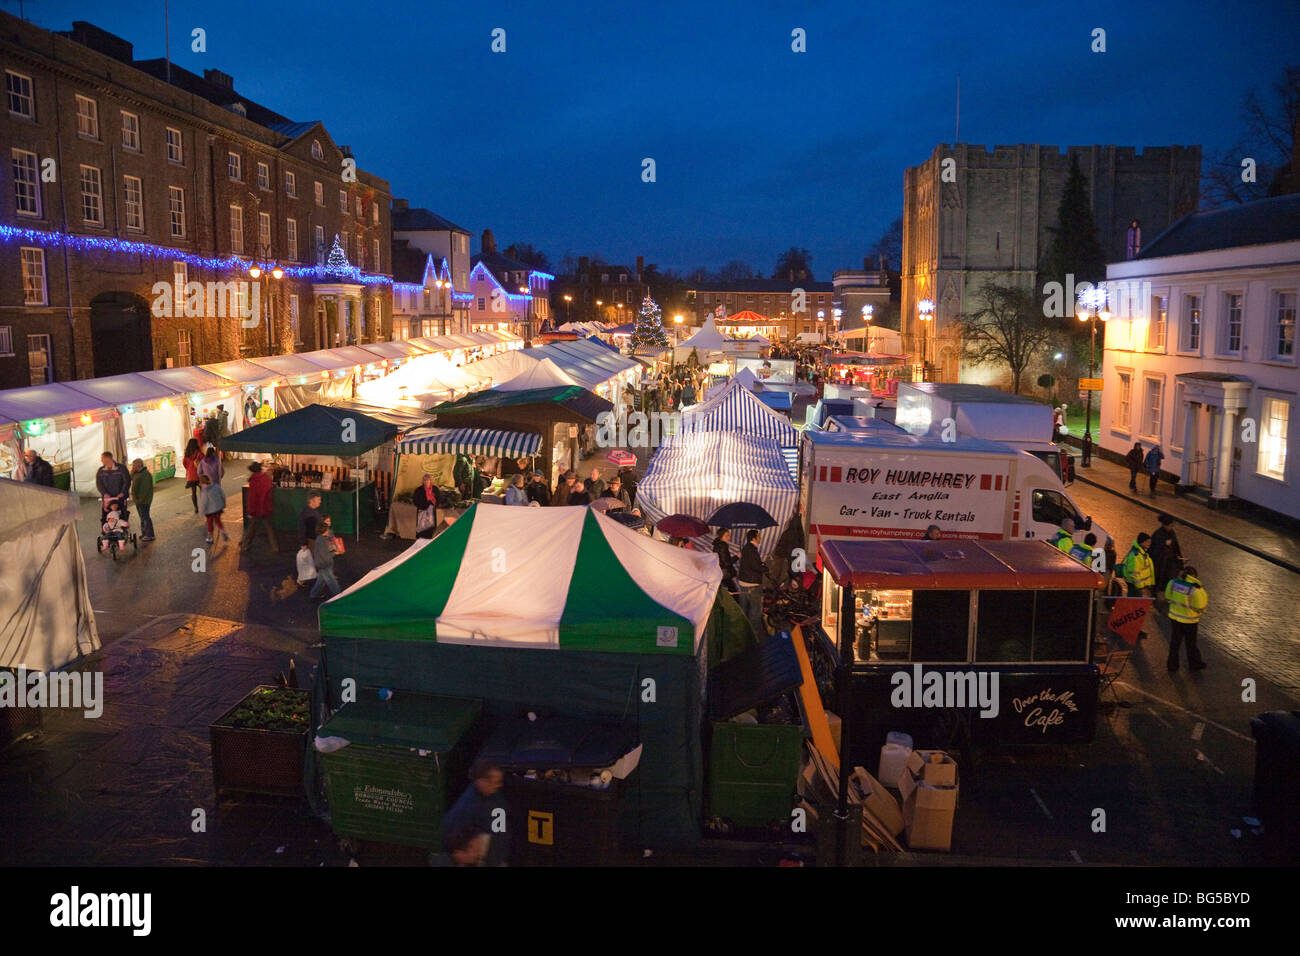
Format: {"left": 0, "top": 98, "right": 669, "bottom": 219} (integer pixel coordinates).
{"left": 1104, "top": 597, "right": 1153, "bottom": 647}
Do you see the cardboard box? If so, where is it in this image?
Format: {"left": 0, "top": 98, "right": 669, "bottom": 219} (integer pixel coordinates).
{"left": 899, "top": 749, "right": 958, "bottom": 801}
{"left": 903, "top": 781, "right": 958, "bottom": 851}
{"left": 851, "top": 767, "right": 904, "bottom": 837}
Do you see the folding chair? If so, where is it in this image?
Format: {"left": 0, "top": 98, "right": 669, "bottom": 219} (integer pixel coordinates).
{"left": 1096, "top": 649, "right": 1133, "bottom": 709}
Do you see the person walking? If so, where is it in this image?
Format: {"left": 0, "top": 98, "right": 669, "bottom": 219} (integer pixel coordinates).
{"left": 299, "top": 492, "right": 323, "bottom": 545}
{"left": 442, "top": 760, "right": 509, "bottom": 867}
{"left": 198, "top": 474, "right": 228, "bottom": 544}
{"left": 1144, "top": 444, "right": 1165, "bottom": 497}
{"left": 1125, "top": 442, "right": 1144, "bottom": 492}
{"left": 198, "top": 445, "right": 224, "bottom": 487}
{"left": 22, "top": 448, "right": 54, "bottom": 486}
{"left": 1148, "top": 513, "right": 1184, "bottom": 598}
{"left": 182, "top": 439, "right": 203, "bottom": 514}
{"left": 1165, "top": 565, "right": 1209, "bottom": 672}
{"left": 216, "top": 404, "right": 231, "bottom": 452}
{"left": 202, "top": 410, "right": 221, "bottom": 454}
{"left": 601, "top": 474, "right": 634, "bottom": 512}
{"left": 737, "top": 529, "right": 767, "bottom": 638}
{"left": 712, "top": 529, "right": 738, "bottom": 593}
{"left": 95, "top": 452, "right": 131, "bottom": 523}
{"left": 1120, "top": 533, "right": 1156, "bottom": 641}
{"left": 129, "top": 458, "right": 155, "bottom": 542}
{"left": 309, "top": 516, "right": 341, "bottom": 599}
{"left": 241, "top": 461, "right": 279, "bottom": 554}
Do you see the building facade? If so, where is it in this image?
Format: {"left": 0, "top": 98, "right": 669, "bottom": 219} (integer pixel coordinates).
{"left": 832, "top": 261, "right": 894, "bottom": 344}
{"left": 391, "top": 201, "right": 471, "bottom": 336}
{"left": 550, "top": 256, "right": 649, "bottom": 326}
{"left": 901, "top": 143, "right": 1201, "bottom": 383}
{"left": 468, "top": 229, "right": 551, "bottom": 341}
{"left": 685, "top": 277, "right": 835, "bottom": 342}
{"left": 0, "top": 16, "right": 392, "bottom": 389}
{"left": 1099, "top": 195, "right": 1300, "bottom": 520}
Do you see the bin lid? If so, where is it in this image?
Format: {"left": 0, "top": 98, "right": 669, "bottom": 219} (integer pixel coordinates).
{"left": 318, "top": 693, "right": 482, "bottom": 750}
{"left": 708, "top": 632, "right": 803, "bottom": 721}
{"left": 478, "top": 716, "right": 637, "bottom": 769}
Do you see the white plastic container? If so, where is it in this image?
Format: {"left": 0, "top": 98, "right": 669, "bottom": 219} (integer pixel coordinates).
{"left": 878, "top": 732, "right": 914, "bottom": 788}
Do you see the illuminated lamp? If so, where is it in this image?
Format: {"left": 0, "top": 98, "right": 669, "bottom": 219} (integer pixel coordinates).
{"left": 191, "top": 393, "right": 202, "bottom": 404}
{"left": 220, "top": 389, "right": 230, "bottom": 397}
{"left": 297, "top": 376, "right": 306, "bottom": 385}
{"left": 353, "top": 365, "right": 362, "bottom": 372}
{"left": 249, "top": 264, "right": 263, "bottom": 279}
{"left": 122, "top": 405, "right": 134, "bottom": 414}
{"left": 380, "top": 360, "right": 389, "bottom": 367}
{"left": 23, "top": 419, "right": 44, "bottom": 436}
{"left": 271, "top": 265, "right": 284, "bottom": 280}
{"left": 80, "top": 413, "right": 92, "bottom": 425}
{"left": 160, "top": 400, "right": 172, "bottom": 410}
{"left": 321, "top": 371, "right": 329, "bottom": 379}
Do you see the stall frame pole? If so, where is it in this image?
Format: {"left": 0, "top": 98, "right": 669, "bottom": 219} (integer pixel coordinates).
{"left": 834, "top": 582, "right": 856, "bottom": 865}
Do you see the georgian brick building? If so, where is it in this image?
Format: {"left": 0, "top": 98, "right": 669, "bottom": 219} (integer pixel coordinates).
{"left": 0, "top": 16, "right": 392, "bottom": 389}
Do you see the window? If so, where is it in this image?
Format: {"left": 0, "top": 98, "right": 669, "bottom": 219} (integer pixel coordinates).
{"left": 229, "top": 205, "right": 244, "bottom": 254}
{"left": 121, "top": 111, "right": 140, "bottom": 150}
{"left": 27, "top": 334, "right": 51, "bottom": 385}
{"left": 1147, "top": 295, "right": 1166, "bottom": 350}
{"left": 1274, "top": 291, "right": 1297, "bottom": 358}
{"left": 372, "top": 204, "right": 379, "bottom": 224}
{"left": 478, "top": 297, "right": 486, "bottom": 311}
{"left": 6, "top": 70, "right": 35, "bottom": 119}
{"left": 1258, "top": 398, "right": 1289, "bottom": 480}
{"left": 79, "top": 165, "right": 102, "bottom": 225}
{"left": 168, "top": 187, "right": 186, "bottom": 237}
{"left": 975, "top": 591, "right": 1091, "bottom": 663}
{"left": 314, "top": 181, "right": 323, "bottom": 206}
{"left": 258, "top": 211, "right": 271, "bottom": 250}
{"left": 1031, "top": 489, "right": 1083, "bottom": 529}
{"left": 20, "top": 247, "right": 46, "bottom": 305}
{"left": 166, "top": 127, "right": 183, "bottom": 163}
{"left": 1182, "top": 294, "right": 1201, "bottom": 351}
{"left": 1224, "top": 293, "right": 1243, "bottom": 353}
{"left": 355, "top": 234, "right": 364, "bottom": 267}
{"left": 286, "top": 218, "right": 298, "bottom": 260}
{"left": 314, "top": 225, "right": 325, "bottom": 262}
{"left": 355, "top": 196, "right": 362, "bottom": 218}
{"left": 123, "top": 175, "right": 143, "bottom": 231}
{"left": 1143, "top": 377, "right": 1163, "bottom": 439}
{"left": 174, "top": 261, "right": 187, "bottom": 291}
{"left": 372, "top": 238, "right": 380, "bottom": 272}
{"left": 289, "top": 294, "right": 300, "bottom": 341}
{"left": 177, "top": 329, "right": 192, "bottom": 367}
{"left": 339, "top": 189, "right": 348, "bottom": 213}
{"left": 227, "top": 151, "right": 242, "bottom": 182}
{"left": 1116, "top": 371, "right": 1132, "bottom": 428}
{"left": 311, "top": 139, "right": 323, "bottom": 161}
{"left": 0, "top": 326, "right": 11, "bottom": 355}
{"left": 75, "top": 94, "right": 98, "bottom": 138}
{"left": 11, "top": 148, "right": 40, "bottom": 216}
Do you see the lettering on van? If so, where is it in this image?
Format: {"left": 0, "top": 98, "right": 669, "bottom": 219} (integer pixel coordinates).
{"left": 825, "top": 466, "right": 989, "bottom": 490}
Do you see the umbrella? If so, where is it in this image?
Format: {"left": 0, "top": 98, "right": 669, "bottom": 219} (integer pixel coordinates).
{"left": 590, "top": 497, "right": 623, "bottom": 514}
{"left": 607, "top": 511, "right": 645, "bottom": 530}
{"left": 606, "top": 449, "right": 637, "bottom": 468}
{"left": 707, "top": 501, "right": 777, "bottom": 530}
{"left": 656, "top": 514, "right": 710, "bottom": 538}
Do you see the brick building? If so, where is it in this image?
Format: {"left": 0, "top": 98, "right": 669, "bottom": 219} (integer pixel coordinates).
{"left": 391, "top": 201, "right": 471, "bottom": 337}
{"left": 685, "top": 275, "right": 835, "bottom": 342}
{"left": 901, "top": 143, "right": 1201, "bottom": 383}
{"left": 0, "top": 16, "right": 392, "bottom": 390}
{"left": 551, "top": 256, "right": 650, "bottom": 326}
{"left": 467, "top": 229, "right": 551, "bottom": 341}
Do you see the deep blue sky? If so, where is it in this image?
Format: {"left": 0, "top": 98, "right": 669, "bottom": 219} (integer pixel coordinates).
{"left": 30, "top": 0, "right": 1300, "bottom": 276}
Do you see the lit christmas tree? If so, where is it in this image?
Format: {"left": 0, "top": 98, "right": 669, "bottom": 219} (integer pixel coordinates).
{"left": 325, "top": 234, "right": 351, "bottom": 275}
{"left": 631, "top": 294, "right": 669, "bottom": 349}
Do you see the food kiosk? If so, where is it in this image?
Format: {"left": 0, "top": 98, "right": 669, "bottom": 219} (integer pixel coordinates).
{"left": 817, "top": 538, "right": 1104, "bottom": 767}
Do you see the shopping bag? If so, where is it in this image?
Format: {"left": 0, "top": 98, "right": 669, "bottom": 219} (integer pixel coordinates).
{"left": 296, "top": 547, "right": 317, "bottom": 583}
{"left": 331, "top": 535, "right": 345, "bottom": 555}
{"left": 416, "top": 506, "right": 435, "bottom": 533}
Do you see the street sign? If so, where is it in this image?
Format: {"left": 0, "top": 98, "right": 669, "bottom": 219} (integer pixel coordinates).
{"left": 1079, "top": 378, "right": 1103, "bottom": 391}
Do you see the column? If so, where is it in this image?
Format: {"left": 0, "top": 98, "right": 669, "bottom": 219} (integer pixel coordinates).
{"left": 1179, "top": 401, "right": 1198, "bottom": 486}
{"left": 1213, "top": 406, "right": 1237, "bottom": 502}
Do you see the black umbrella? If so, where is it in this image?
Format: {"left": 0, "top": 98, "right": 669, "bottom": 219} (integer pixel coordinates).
{"left": 707, "top": 502, "right": 777, "bottom": 530}
{"left": 607, "top": 511, "right": 645, "bottom": 530}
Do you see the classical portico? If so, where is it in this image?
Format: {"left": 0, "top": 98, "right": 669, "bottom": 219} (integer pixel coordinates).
{"left": 312, "top": 282, "right": 365, "bottom": 347}
{"left": 1175, "top": 372, "right": 1253, "bottom": 507}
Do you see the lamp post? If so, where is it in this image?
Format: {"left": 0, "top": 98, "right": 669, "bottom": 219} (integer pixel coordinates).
{"left": 862, "top": 304, "right": 873, "bottom": 353}
{"left": 247, "top": 244, "right": 284, "bottom": 355}
{"left": 917, "top": 298, "right": 935, "bottom": 380}
{"left": 563, "top": 294, "right": 573, "bottom": 323}
{"left": 1075, "top": 287, "right": 1111, "bottom": 467}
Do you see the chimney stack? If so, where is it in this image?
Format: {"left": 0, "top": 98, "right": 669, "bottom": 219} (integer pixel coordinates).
{"left": 636, "top": 255, "right": 644, "bottom": 281}
{"left": 579, "top": 256, "right": 589, "bottom": 272}
{"left": 393, "top": 198, "right": 409, "bottom": 213}
{"left": 481, "top": 229, "right": 496, "bottom": 254}
{"left": 203, "top": 68, "right": 234, "bottom": 90}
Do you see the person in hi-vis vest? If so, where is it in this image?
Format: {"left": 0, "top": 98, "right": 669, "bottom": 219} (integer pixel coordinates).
{"left": 1165, "top": 566, "right": 1208, "bottom": 673}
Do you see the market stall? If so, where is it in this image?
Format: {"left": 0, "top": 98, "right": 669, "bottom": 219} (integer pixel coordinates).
{"left": 221, "top": 403, "right": 401, "bottom": 540}
{"left": 250, "top": 353, "right": 354, "bottom": 412}
{"left": 680, "top": 375, "right": 800, "bottom": 480}
{"left": 673, "top": 315, "right": 729, "bottom": 365}
{"left": 355, "top": 352, "right": 489, "bottom": 409}
{"left": 315, "top": 503, "right": 726, "bottom": 850}
{"left": 635, "top": 431, "right": 799, "bottom": 558}
{"left": 0, "top": 383, "right": 124, "bottom": 494}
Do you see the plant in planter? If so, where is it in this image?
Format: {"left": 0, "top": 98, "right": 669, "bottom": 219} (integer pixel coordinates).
{"left": 210, "top": 686, "right": 311, "bottom": 799}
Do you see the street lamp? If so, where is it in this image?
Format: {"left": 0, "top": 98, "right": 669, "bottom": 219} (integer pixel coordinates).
{"left": 564, "top": 294, "right": 573, "bottom": 322}
{"left": 247, "top": 244, "right": 284, "bottom": 355}
{"left": 917, "top": 298, "right": 935, "bottom": 378}
{"left": 862, "top": 304, "right": 874, "bottom": 353}
{"left": 1075, "top": 286, "right": 1112, "bottom": 467}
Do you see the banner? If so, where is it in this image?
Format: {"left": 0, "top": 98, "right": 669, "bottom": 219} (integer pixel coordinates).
{"left": 1103, "top": 596, "right": 1153, "bottom": 647}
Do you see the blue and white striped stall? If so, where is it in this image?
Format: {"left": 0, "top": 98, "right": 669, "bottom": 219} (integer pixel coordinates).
{"left": 676, "top": 377, "right": 800, "bottom": 479}
{"left": 395, "top": 426, "right": 541, "bottom": 458}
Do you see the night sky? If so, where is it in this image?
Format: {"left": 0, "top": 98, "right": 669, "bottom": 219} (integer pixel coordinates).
{"left": 28, "top": 0, "right": 1300, "bottom": 276}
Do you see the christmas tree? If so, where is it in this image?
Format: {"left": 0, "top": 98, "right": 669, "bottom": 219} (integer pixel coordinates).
{"left": 325, "top": 234, "right": 351, "bottom": 275}
{"left": 631, "top": 294, "right": 669, "bottom": 349}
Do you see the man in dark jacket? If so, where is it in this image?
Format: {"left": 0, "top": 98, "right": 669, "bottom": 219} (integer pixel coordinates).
{"left": 442, "top": 760, "right": 509, "bottom": 866}
{"left": 712, "top": 529, "right": 738, "bottom": 593}
{"left": 299, "top": 492, "right": 323, "bottom": 545}
{"left": 129, "top": 458, "right": 155, "bottom": 541}
{"left": 525, "top": 471, "right": 551, "bottom": 506}
{"left": 1125, "top": 442, "right": 1144, "bottom": 491}
{"left": 737, "top": 529, "right": 767, "bottom": 638}
{"left": 601, "top": 475, "right": 634, "bottom": 512}
{"left": 95, "top": 452, "right": 131, "bottom": 521}
{"left": 1148, "top": 513, "right": 1183, "bottom": 598}
{"left": 22, "top": 449, "right": 54, "bottom": 486}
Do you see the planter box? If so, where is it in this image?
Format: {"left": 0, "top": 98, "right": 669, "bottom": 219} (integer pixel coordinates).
{"left": 210, "top": 685, "right": 310, "bottom": 799}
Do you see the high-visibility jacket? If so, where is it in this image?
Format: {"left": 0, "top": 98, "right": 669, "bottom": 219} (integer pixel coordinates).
{"left": 1067, "top": 542, "right": 1093, "bottom": 566}
{"left": 1165, "top": 574, "right": 1208, "bottom": 624}
{"left": 1051, "top": 528, "right": 1075, "bottom": 553}
{"left": 254, "top": 404, "right": 275, "bottom": 424}
{"left": 1120, "top": 543, "right": 1155, "bottom": 588}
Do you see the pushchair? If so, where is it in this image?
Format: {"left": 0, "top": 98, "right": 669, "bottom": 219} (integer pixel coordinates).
{"left": 97, "top": 494, "right": 138, "bottom": 560}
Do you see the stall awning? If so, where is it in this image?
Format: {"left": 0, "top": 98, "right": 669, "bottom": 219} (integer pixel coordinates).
{"left": 427, "top": 384, "right": 614, "bottom": 425}
{"left": 0, "top": 382, "right": 114, "bottom": 426}
{"left": 358, "top": 340, "right": 432, "bottom": 360}
{"left": 396, "top": 426, "right": 541, "bottom": 457}
{"left": 326, "top": 399, "right": 433, "bottom": 430}
{"left": 247, "top": 353, "right": 338, "bottom": 377}
{"left": 201, "top": 359, "right": 283, "bottom": 384}
{"left": 296, "top": 346, "right": 383, "bottom": 372}
{"left": 819, "top": 539, "right": 1105, "bottom": 591}
{"left": 222, "top": 403, "right": 398, "bottom": 456}
{"left": 62, "top": 372, "right": 181, "bottom": 408}
{"left": 136, "top": 366, "right": 233, "bottom": 395}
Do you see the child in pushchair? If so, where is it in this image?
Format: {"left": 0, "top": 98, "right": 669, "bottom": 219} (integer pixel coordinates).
{"left": 99, "top": 496, "right": 132, "bottom": 553}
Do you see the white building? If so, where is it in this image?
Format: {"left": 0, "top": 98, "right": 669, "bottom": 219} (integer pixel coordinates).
{"left": 1100, "top": 194, "right": 1299, "bottom": 519}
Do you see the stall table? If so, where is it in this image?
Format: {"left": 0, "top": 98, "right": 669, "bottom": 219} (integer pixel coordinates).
{"left": 270, "top": 482, "right": 373, "bottom": 536}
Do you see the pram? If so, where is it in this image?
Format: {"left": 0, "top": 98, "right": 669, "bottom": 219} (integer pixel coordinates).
{"left": 96, "top": 495, "right": 138, "bottom": 559}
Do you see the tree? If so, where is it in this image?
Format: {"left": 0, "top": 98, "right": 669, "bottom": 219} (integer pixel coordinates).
{"left": 1040, "top": 156, "right": 1107, "bottom": 297}
{"left": 869, "top": 217, "right": 903, "bottom": 272}
{"left": 955, "top": 282, "right": 1055, "bottom": 394}
{"left": 630, "top": 294, "right": 669, "bottom": 349}
{"left": 502, "top": 242, "right": 550, "bottom": 270}
{"left": 772, "top": 247, "right": 813, "bottom": 281}
{"left": 716, "top": 259, "right": 755, "bottom": 283}
{"left": 1202, "top": 64, "right": 1300, "bottom": 206}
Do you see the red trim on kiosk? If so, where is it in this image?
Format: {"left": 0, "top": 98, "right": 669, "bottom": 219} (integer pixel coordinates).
{"left": 818, "top": 539, "right": 1104, "bottom": 592}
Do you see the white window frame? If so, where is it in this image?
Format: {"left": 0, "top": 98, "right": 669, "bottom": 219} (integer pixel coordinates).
{"left": 121, "top": 110, "right": 140, "bottom": 151}
{"left": 355, "top": 234, "right": 364, "bottom": 268}
{"left": 227, "top": 151, "right": 243, "bottom": 182}
{"left": 286, "top": 218, "right": 298, "bottom": 261}
{"left": 168, "top": 187, "right": 186, "bottom": 238}
{"left": 1147, "top": 295, "right": 1166, "bottom": 351}
{"left": 314, "top": 225, "right": 325, "bottom": 263}
{"left": 1273, "top": 290, "right": 1297, "bottom": 360}
{"left": 20, "top": 247, "right": 47, "bottom": 305}
{"left": 285, "top": 170, "right": 297, "bottom": 197}
{"left": 27, "top": 334, "right": 52, "bottom": 385}
{"left": 339, "top": 189, "right": 348, "bottom": 214}
{"left": 1257, "top": 397, "right": 1289, "bottom": 481}
{"left": 314, "top": 181, "right": 323, "bottom": 207}
{"left": 75, "top": 94, "right": 99, "bottom": 139}
{"left": 311, "top": 139, "right": 324, "bottom": 161}
{"left": 372, "top": 238, "right": 380, "bottom": 273}
{"left": 6, "top": 70, "right": 35, "bottom": 120}
{"left": 372, "top": 204, "right": 379, "bottom": 224}
{"left": 174, "top": 261, "right": 187, "bottom": 291}
{"left": 1182, "top": 293, "right": 1202, "bottom": 352}
{"left": 1115, "top": 369, "right": 1133, "bottom": 432}
{"left": 229, "top": 204, "right": 244, "bottom": 255}
{"left": 1223, "top": 291, "right": 1243, "bottom": 355}
{"left": 256, "top": 161, "right": 270, "bottom": 190}
{"left": 1141, "top": 375, "right": 1163, "bottom": 441}
{"left": 11, "top": 148, "right": 40, "bottom": 217}
{"left": 258, "top": 211, "right": 271, "bottom": 250}
{"left": 177, "top": 329, "right": 192, "bottom": 367}
{"left": 123, "top": 174, "right": 144, "bottom": 231}
{"left": 0, "top": 326, "right": 12, "bottom": 356}
{"left": 166, "top": 126, "right": 183, "bottom": 164}
{"left": 79, "top": 165, "right": 103, "bottom": 225}
{"left": 289, "top": 294, "right": 301, "bottom": 342}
